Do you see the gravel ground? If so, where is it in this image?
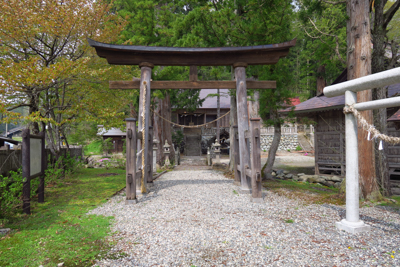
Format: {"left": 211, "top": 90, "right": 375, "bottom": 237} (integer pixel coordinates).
{"left": 91, "top": 170, "right": 400, "bottom": 266}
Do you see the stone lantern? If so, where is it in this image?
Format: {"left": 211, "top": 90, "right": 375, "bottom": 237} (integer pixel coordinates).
{"left": 163, "top": 140, "right": 171, "bottom": 166}
{"left": 214, "top": 140, "right": 221, "bottom": 163}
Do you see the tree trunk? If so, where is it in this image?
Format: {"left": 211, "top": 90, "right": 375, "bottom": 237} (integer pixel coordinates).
{"left": 371, "top": 0, "right": 392, "bottom": 196}
{"left": 154, "top": 93, "right": 175, "bottom": 166}
{"left": 347, "top": 0, "right": 379, "bottom": 199}
{"left": 262, "top": 109, "right": 281, "bottom": 180}
{"left": 316, "top": 65, "right": 326, "bottom": 96}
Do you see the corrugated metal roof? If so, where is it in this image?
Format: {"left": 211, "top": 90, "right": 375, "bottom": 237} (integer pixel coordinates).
{"left": 98, "top": 127, "right": 126, "bottom": 136}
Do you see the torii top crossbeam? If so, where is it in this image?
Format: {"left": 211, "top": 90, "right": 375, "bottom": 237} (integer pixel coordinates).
{"left": 88, "top": 38, "right": 296, "bottom": 66}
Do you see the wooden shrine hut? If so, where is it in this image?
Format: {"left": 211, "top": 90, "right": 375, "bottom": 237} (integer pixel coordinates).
{"left": 88, "top": 38, "right": 296, "bottom": 201}
{"left": 290, "top": 73, "right": 400, "bottom": 176}
{"left": 97, "top": 126, "right": 126, "bottom": 153}
{"left": 171, "top": 89, "right": 230, "bottom": 156}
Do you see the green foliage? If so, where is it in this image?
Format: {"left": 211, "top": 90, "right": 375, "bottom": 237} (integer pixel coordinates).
{"left": 295, "top": 146, "right": 302, "bottom": 151}
{"left": 0, "top": 168, "right": 126, "bottom": 266}
{"left": 284, "top": 219, "right": 294, "bottom": 223}
{"left": 84, "top": 140, "right": 103, "bottom": 156}
{"left": 172, "top": 129, "right": 185, "bottom": 150}
{"left": 67, "top": 121, "right": 99, "bottom": 145}
{"left": 0, "top": 170, "right": 23, "bottom": 220}
{"left": 103, "top": 138, "right": 114, "bottom": 155}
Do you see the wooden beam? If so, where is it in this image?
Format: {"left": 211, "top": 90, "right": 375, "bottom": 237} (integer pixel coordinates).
{"left": 109, "top": 80, "right": 276, "bottom": 89}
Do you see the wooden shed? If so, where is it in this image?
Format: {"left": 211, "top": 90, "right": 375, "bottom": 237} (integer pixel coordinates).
{"left": 292, "top": 83, "right": 400, "bottom": 176}
{"left": 97, "top": 126, "right": 125, "bottom": 154}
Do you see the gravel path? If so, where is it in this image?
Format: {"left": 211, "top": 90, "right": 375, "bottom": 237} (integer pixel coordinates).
{"left": 91, "top": 169, "right": 400, "bottom": 266}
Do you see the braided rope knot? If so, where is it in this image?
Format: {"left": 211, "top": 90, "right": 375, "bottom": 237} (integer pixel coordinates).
{"left": 343, "top": 104, "right": 355, "bottom": 114}
{"left": 343, "top": 104, "right": 400, "bottom": 145}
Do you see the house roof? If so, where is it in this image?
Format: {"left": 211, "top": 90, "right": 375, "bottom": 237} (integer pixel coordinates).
{"left": 97, "top": 127, "right": 126, "bottom": 137}
{"left": 0, "top": 137, "right": 19, "bottom": 145}
{"left": 288, "top": 72, "right": 400, "bottom": 114}
{"left": 388, "top": 109, "right": 400, "bottom": 121}
{"left": 199, "top": 89, "right": 230, "bottom": 109}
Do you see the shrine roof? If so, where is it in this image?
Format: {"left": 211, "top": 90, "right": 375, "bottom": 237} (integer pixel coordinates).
{"left": 87, "top": 38, "right": 296, "bottom": 66}
{"left": 388, "top": 109, "right": 400, "bottom": 121}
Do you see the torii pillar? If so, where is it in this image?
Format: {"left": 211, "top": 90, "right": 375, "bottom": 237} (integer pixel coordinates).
{"left": 136, "top": 62, "right": 153, "bottom": 193}
{"left": 234, "top": 62, "right": 252, "bottom": 193}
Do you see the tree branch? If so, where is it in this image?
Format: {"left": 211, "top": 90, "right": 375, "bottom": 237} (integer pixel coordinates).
{"left": 384, "top": 0, "right": 400, "bottom": 28}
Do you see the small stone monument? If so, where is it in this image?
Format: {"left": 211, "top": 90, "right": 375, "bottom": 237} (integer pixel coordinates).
{"left": 207, "top": 147, "right": 212, "bottom": 166}
{"left": 214, "top": 140, "right": 221, "bottom": 163}
{"left": 153, "top": 139, "right": 159, "bottom": 173}
{"left": 163, "top": 140, "right": 171, "bottom": 166}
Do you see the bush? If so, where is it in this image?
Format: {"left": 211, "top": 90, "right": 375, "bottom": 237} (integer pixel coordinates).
{"left": 295, "top": 145, "right": 302, "bottom": 151}
{"left": 103, "top": 138, "right": 113, "bottom": 155}
{"left": 0, "top": 169, "right": 40, "bottom": 220}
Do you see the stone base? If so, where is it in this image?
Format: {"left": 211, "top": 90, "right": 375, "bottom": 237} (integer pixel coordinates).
{"left": 233, "top": 181, "right": 241, "bottom": 186}
{"left": 125, "top": 199, "right": 138, "bottom": 205}
{"left": 336, "top": 219, "right": 371, "bottom": 234}
{"left": 239, "top": 187, "right": 252, "bottom": 194}
{"left": 251, "top": 197, "right": 264, "bottom": 203}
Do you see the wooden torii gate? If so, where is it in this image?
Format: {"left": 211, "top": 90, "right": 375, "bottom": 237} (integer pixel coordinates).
{"left": 88, "top": 38, "right": 296, "bottom": 203}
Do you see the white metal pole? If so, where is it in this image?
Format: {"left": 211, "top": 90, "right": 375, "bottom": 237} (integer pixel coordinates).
{"left": 336, "top": 91, "right": 371, "bottom": 234}
{"left": 345, "top": 91, "right": 359, "bottom": 222}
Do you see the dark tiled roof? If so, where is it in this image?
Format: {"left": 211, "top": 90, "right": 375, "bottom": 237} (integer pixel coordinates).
{"left": 287, "top": 72, "right": 400, "bottom": 114}
{"left": 388, "top": 109, "right": 400, "bottom": 121}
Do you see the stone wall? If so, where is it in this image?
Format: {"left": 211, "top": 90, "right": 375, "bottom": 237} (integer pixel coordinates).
{"left": 260, "top": 134, "right": 300, "bottom": 152}
{"left": 0, "top": 146, "right": 83, "bottom": 176}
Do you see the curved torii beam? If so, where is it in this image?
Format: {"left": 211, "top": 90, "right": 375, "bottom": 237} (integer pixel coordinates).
{"left": 88, "top": 38, "right": 296, "bottom": 202}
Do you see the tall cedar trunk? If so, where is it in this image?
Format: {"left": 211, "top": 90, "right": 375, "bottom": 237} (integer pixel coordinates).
{"left": 262, "top": 109, "right": 281, "bottom": 180}
{"left": 316, "top": 65, "right": 326, "bottom": 96}
{"left": 347, "top": 0, "right": 379, "bottom": 198}
{"left": 154, "top": 94, "right": 175, "bottom": 165}
{"left": 371, "top": 1, "right": 392, "bottom": 196}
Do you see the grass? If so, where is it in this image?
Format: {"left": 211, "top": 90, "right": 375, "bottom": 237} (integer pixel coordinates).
{"left": 263, "top": 179, "right": 345, "bottom": 205}
{"left": 0, "top": 168, "right": 126, "bottom": 267}
{"left": 376, "top": 195, "right": 400, "bottom": 210}
{"left": 84, "top": 140, "right": 103, "bottom": 156}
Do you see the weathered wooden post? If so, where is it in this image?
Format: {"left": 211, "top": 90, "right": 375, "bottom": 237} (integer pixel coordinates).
{"left": 137, "top": 62, "right": 153, "bottom": 193}
{"left": 250, "top": 118, "right": 263, "bottom": 203}
{"left": 38, "top": 131, "right": 46, "bottom": 203}
{"left": 125, "top": 118, "right": 138, "bottom": 204}
{"left": 233, "top": 126, "right": 241, "bottom": 186}
{"left": 234, "top": 63, "right": 252, "bottom": 194}
{"left": 22, "top": 129, "right": 31, "bottom": 214}
{"left": 147, "top": 126, "right": 154, "bottom": 183}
